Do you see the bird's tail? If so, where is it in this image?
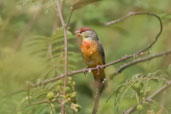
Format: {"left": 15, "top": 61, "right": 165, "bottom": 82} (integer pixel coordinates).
{"left": 92, "top": 69, "right": 107, "bottom": 94}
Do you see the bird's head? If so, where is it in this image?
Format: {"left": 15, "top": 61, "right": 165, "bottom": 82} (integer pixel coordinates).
{"left": 75, "top": 27, "right": 98, "bottom": 40}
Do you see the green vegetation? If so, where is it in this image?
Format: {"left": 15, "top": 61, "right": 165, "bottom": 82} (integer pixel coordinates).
{"left": 0, "top": 0, "right": 171, "bottom": 114}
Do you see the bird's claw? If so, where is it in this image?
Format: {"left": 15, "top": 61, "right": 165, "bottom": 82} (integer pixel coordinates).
{"left": 83, "top": 68, "right": 91, "bottom": 76}
{"left": 83, "top": 68, "right": 88, "bottom": 76}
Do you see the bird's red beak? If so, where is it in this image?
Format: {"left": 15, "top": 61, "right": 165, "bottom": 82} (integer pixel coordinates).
{"left": 75, "top": 30, "right": 81, "bottom": 36}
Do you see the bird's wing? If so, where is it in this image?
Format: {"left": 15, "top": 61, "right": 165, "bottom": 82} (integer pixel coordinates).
{"left": 98, "top": 41, "right": 105, "bottom": 64}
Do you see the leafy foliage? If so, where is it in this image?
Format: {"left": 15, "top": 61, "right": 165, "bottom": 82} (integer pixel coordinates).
{"left": 0, "top": 0, "right": 171, "bottom": 114}
{"left": 17, "top": 77, "right": 80, "bottom": 114}
{"left": 108, "top": 68, "right": 170, "bottom": 113}
{"left": 23, "top": 28, "right": 81, "bottom": 77}
{"left": 0, "top": 27, "right": 82, "bottom": 114}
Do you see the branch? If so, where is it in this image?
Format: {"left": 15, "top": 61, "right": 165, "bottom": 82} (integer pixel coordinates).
{"left": 92, "top": 82, "right": 105, "bottom": 114}
{"left": 56, "top": 0, "right": 68, "bottom": 113}
{"left": 66, "top": 6, "right": 74, "bottom": 27}
{"left": 28, "top": 49, "right": 171, "bottom": 88}
{"left": 124, "top": 81, "right": 171, "bottom": 114}
{"left": 110, "top": 49, "right": 171, "bottom": 79}
{"left": 92, "top": 88, "right": 101, "bottom": 114}
{"left": 105, "top": 11, "right": 163, "bottom": 61}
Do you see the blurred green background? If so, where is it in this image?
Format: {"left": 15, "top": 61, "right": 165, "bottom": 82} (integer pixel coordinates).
{"left": 0, "top": 0, "right": 171, "bottom": 114}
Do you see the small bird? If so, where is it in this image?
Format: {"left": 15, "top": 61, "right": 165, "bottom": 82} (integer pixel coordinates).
{"left": 75, "top": 27, "right": 106, "bottom": 92}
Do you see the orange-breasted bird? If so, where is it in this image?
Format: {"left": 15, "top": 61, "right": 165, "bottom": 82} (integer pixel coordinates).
{"left": 75, "top": 27, "right": 106, "bottom": 92}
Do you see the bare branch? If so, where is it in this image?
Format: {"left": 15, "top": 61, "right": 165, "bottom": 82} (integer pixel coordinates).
{"left": 124, "top": 81, "right": 171, "bottom": 114}
{"left": 28, "top": 49, "right": 171, "bottom": 89}
{"left": 66, "top": 6, "right": 74, "bottom": 27}
{"left": 92, "top": 83, "right": 105, "bottom": 114}
{"left": 110, "top": 49, "right": 171, "bottom": 79}
{"left": 92, "top": 89, "right": 101, "bottom": 114}
{"left": 105, "top": 12, "right": 163, "bottom": 63}
{"left": 56, "top": 0, "right": 68, "bottom": 113}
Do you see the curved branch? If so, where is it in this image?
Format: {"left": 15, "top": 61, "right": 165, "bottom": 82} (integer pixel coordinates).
{"left": 105, "top": 11, "right": 163, "bottom": 61}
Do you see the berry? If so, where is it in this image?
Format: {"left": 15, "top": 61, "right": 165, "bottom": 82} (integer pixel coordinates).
{"left": 70, "top": 92, "right": 77, "bottom": 98}
{"left": 47, "top": 92, "right": 55, "bottom": 101}
{"left": 137, "top": 104, "right": 143, "bottom": 111}
{"left": 57, "top": 80, "right": 63, "bottom": 85}
{"left": 65, "top": 87, "right": 71, "bottom": 93}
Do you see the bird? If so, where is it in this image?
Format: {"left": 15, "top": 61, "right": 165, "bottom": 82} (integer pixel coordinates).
{"left": 75, "top": 27, "right": 106, "bottom": 93}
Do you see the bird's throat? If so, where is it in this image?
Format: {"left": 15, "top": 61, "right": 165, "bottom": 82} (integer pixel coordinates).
{"left": 82, "top": 40, "right": 91, "bottom": 49}
{"left": 81, "top": 39, "right": 98, "bottom": 57}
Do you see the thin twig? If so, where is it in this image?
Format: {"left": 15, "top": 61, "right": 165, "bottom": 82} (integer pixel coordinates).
{"left": 92, "top": 88, "right": 101, "bottom": 114}
{"left": 105, "top": 11, "right": 163, "bottom": 62}
{"left": 56, "top": 0, "right": 68, "bottom": 114}
{"left": 111, "top": 49, "right": 171, "bottom": 79}
{"left": 92, "top": 82, "right": 105, "bottom": 114}
{"left": 66, "top": 6, "right": 74, "bottom": 27}
{"left": 50, "top": 103, "right": 55, "bottom": 114}
{"left": 124, "top": 81, "right": 171, "bottom": 114}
